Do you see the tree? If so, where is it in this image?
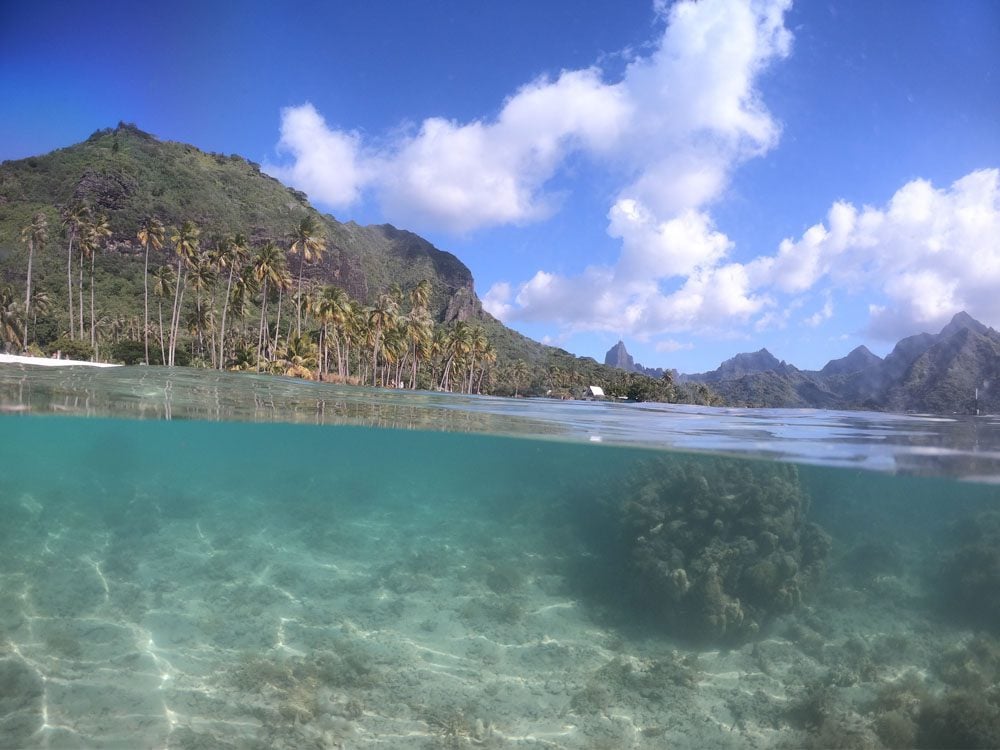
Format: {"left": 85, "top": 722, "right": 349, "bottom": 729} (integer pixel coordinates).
{"left": 0, "top": 286, "right": 25, "bottom": 352}
{"left": 186, "top": 253, "right": 217, "bottom": 361}
{"left": 168, "top": 221, "right": 200, "bottom": 366}
{"left": 151, "top": 265, "right": 175, "bottom": 365}
{"left": 28, "top": 289, "right": 50, "bottom": 345}
{"left": 440, "top": 321, "right": 473, "bottom": 392}
{"left": 20, "top": 211, "right": 48, "bottom": 322}
{"left": 60, "top": 202, "right": 89, "bottom": 339}
{"left": 511, "top": 359, "right": 530, "bottom": 397}
{"left": 252, "top": 241, "right": 287, "bottom": 370}
{"left": 288, "top": 215, "right": 326, "bottom": 338}
{"left": 403, "top": 308, "right": 433, "bottom": 389}
{"left": 136, "top": 216, "right": 165, "bottom": 364}
{"left": 368, "top": 292, "right": 399, "bottom": 386}
{"left": 216, "top": 232, "right": 249, "bottom": 369}
{"left": 83, "top": 213, "right": 111, "bottom": 353}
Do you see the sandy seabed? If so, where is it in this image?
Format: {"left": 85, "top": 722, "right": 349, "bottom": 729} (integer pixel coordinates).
{"left": 0, "top": 473, "right": 981, "bottom": 750}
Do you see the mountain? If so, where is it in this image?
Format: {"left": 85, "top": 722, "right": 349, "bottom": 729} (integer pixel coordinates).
{"left": 605, "top": 340, "right": 635, "bottom": 371}
{"left": 0, "top": 123, "right": 477, "bottom": 321}
{"left": 685, "top": 312, "right": 1000, "bottom": 413}
{"left": 693, "top": 348, "right": 790, "bottom": 382}
{"left": 603, "top": 339, "right": 665, "bottom": 378}
{"left": 0, "top": 123, "right": 718, "bottom": 403}
{"left": 819, "top": 345, "right": 882, "bottom": 377}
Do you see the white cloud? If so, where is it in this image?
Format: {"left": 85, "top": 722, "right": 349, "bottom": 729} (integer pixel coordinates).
{"left": 264, "top": 103, "right": 370, "bottom": 208}
{"left": 610, "top": 205, "right": 733, "bottom": 279}
{"left": 654, "top": 338, "right": 695, "bottom": 353}
{"left": 270, "top": 0, "right": 789, "bottom": 239}
{"left": 378, "top": 68, "right": 630, "bottom": 233}
{"left": 482, "top": 281, "right": 513, "bottom": 321}
{"left": 270, "top": 68, "right": 629, "bottom": 233}
{"left": 803, "top": 295, "right": 833, "bottom": 327}
{"left": 751, "top": 169, "right": 1000, "bottom": 338}
{"left": 491, "top": 0, "right": 792, "bottom": 338}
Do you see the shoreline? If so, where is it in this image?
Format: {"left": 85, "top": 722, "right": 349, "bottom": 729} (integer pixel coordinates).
{"left": 0, "top": 353, "right": 121, "bottom": 368}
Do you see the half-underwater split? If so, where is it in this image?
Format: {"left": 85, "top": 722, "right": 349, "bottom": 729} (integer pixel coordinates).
{"left": 2, "top": 366, "right": 1000, "bottom": 749}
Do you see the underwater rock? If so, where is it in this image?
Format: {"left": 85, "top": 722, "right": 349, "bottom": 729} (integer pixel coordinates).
{"left": 611, "top": 456, "right": 830, "bottom": 643}
{"left": 937, "top": 511, "right": 1000, "bottom": 632}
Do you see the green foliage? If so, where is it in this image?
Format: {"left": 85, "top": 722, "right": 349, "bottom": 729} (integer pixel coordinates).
{"left": 0, "top": 124, "right": 709, "bottom": 402}
{"left": 109, "top": 339, "right": 160, "bottom": 365}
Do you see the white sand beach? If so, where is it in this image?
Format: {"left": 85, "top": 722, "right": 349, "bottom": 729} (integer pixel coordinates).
{"left": 0, "top": 353, "right": 121, "bottom": 368}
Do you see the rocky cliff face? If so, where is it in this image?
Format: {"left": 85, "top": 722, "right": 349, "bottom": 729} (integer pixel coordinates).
{"left": 605, "top": 340, "right": 636, "bottom": 371}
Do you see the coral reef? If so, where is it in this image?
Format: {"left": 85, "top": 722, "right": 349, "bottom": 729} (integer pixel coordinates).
{"left": 611, "top": 456, "right": 830, "bottom": 642}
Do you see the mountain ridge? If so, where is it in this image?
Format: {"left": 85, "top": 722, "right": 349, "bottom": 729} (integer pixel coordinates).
{"left": 678, "top": 312, "right": 1000, "bottom": 413}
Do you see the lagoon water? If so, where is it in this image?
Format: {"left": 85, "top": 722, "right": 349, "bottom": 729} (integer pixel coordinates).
{"left": 2, "top": 365, "right": 1000, "bottom": 749}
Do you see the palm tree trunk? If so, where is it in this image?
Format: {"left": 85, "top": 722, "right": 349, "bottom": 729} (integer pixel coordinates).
{"left": 67, "top": 233, "right": 75, "bottom": 339}
{"left": 218, "top": 265, "right": 235, "bottom": 370}
{"left": 24, "top": 239, "right": 34, "bottom": 319}
{"left": 158, "top": 299, "right": 167, "bottom": 365}
{"left": 168, "top": 259, "right": 184, "bottom": 366}
{"left": 296, "top": 265, "right": 304, "bottom": 338}
{"left": 78, "top": 252, "right": 85, "bottom": 339}
{"left": 143, "top": 243, "right": 150, "bottom": 365}
{"left": 89, "top": 253, "right": 96, "bottom": 353}
{"left": 256, "top": 279, "right": 268, "bottom": 371}
{"left": 273, "top": 286, "right": 283, "bottom": 354}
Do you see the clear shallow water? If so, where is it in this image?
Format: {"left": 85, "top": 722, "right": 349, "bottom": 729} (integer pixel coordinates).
{"left": 2, "top": 365, "right": 1000, "bottom": 749}
{"left": 3, "top": 364, "right": 1000, "bottom": 479}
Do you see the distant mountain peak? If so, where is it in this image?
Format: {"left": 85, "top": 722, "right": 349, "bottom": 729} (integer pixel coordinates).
{"left": 940, "top": 311, "right": 991, "bottom": 338}
{"left": 605, "top": 340, "right": 636, "bottom": 371}
{"left": 820, "top": 344, "right": 883, "bottom": 376}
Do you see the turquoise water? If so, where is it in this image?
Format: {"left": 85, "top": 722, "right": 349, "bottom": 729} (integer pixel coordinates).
{"left": 2, "top": 366, "right": 1000, "bottom": 748}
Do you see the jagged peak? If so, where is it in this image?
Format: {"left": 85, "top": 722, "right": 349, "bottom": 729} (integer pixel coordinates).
{"left": 940, "top": 311, "right": 991, "bottom": 338}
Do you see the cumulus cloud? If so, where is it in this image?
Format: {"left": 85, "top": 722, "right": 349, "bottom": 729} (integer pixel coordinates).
{"left": 378, "top": 69, "right": 630, "bottom": 232}
{"left": 752, "top": 169, "right": 1000, "bottom": 338}
{"left": 489, "top": 0, "right": 792, "bottom": 337}
{"left": 265, "top": 103, "right": 370, "bottom": 208}
{"left": 264, "top": 2, "right": 1000, "bottom": 347}
{"left": 269, "top": 69, "right": 629, "bottom": 232}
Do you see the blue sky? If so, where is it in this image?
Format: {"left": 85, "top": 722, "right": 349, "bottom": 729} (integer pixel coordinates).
{"left": 2, "top": 1, "right": 998, "bottom": 372}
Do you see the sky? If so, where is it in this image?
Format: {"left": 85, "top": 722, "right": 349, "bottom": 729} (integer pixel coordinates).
{"left": 2, "top": 0, "right": 999, "bottom": 372}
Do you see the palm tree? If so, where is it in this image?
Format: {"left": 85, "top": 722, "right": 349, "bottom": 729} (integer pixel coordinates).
{"left": 216, "top": 232, "right": 249, "bottom": 369}
{"left": 288, "top": 215, "right": 326, "bottom": 338}
{"left": 28, "top": 289, "right": 50, "bottom": 345}
{"left": 20, "top": 212, "right": 48, "bottom": 321}
{"left": 84, "top": 214, "right": 111, "bottom": 352}
{"left": 151, "top": 265, "right": 175, "bottom": 365}
{"left": 467, "top": 326, "right": 490, "bottom": 393}
{"left": 403, "top": 308, "right": 433, "bottom": 388}
{"left": 168, "top": 221, "right": 200, "bottom": 366}
{"left": 187, "top": 253, "right": 217, "bottom": 361}
{"left": 252, "top": 241, "right": 287, "bottom": 370}
{"left": 136, "top": 216, "right": 165, "bottom": 364}
{"left": 0, "top": 286, "right": 25, "bottom": 352}
{"left": 511, "top": 359, "right": 530, "bottom": 397}
{"left": 368, "top": 292, "right": 399, "bottom": 386}
{"left": 440, "top": 321, "right": 473, "bottom": 392}
{"left": 409, "top": 279, "right": 432, "bottom": 313}
{"left": 475, "top": 339, "right": 497, "bottom": 394}
{"left": 60, "top": 202, "right": 89, "bottom": 339}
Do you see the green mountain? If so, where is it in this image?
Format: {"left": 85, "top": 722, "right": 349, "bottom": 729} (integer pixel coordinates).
{"left": 0, "top": 123, "right": 707, "bottom": 403}
{"left": 683, "top": 312, "right": 1000, "bottom": 413}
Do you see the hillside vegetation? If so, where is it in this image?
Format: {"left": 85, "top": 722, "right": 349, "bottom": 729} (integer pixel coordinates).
{"left": 0, "top": 123, "right": 711, "bottom": 403}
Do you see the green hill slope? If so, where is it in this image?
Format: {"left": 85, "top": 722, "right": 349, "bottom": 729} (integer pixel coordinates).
{"left": 0, "top": 123, "right": 708, "bottom": 403}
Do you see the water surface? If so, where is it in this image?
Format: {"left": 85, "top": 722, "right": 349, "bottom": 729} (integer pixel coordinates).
{"left": 1, "top": 365, "right": 999, "bottom": 749}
